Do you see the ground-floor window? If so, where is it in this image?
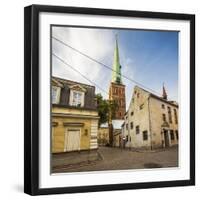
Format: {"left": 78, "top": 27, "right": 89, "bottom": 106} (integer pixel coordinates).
{"left": 143, "top": 130, "right": 148, "bottom": 141}
{"left": 170, "top": 130, "right": 175, "bottom": 140}
{"left": 175, "top": 130, "right": 178, "bottom": 140}
{"left": 126, "top": 123, "right": 128, "bottom": 130}
{"left": 136, "top": 125, "right": 140, "bottom": 134}
{"left": 126, "top": 135, "right": 128, "bottom": 142}
{"left": 130, "top": 122, "right": 133, "bottom": 129}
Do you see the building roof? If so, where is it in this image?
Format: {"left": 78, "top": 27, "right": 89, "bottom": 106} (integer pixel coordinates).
{"left": 100, "top": 119, "right": 124, "bottom": 129}
{"left": 135, "top": 85, "right": 178, "bottom": 108}
{"left": 112, "top": 119, "right": 124, "bottom": 129}
{"left": 52, "top": 76, "right": 97, "bottom": 110}
{"left": 112, "top": 37, "right": 122, "bottom": 84}
{"left": 52, "top": 76, "right": 95, "bottom": 89}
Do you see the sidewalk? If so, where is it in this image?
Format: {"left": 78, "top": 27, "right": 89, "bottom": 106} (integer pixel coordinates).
{"left": 52, "top": 150, "right": 102, "bottom": 173}
{"left": 51, "top": 146, "right": 178, "bottom": 173}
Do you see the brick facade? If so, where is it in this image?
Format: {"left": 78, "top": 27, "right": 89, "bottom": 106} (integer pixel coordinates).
{"left": 109, "top": 82, "right": 126, "bottom": 119}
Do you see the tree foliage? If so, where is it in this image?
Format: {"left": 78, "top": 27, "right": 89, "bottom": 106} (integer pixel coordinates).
{"left": 95, "top": 93, "right": 119, "bottom": 126}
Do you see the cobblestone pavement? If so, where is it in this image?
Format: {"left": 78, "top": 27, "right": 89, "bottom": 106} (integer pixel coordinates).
{"left": 52, "top": 146, "right": 178, "bottom": 173}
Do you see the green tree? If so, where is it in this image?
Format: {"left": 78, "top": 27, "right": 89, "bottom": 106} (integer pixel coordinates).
{"left": 109, "top": 99, "right": 119, "bottom": 119}
{"left": 95, "top": 93, "right": 119, "bottom": 126}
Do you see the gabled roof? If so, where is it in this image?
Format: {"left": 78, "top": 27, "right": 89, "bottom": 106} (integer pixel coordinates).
{"left": 135, "top": 85, "right": 178, "bottom": 108}
{"left": 52, "top": 76, "right": 97, "bottom": 110}
{"left": 52, "top": 76, "right": 95, "bottom": 89}
{"left": 52, "top": 78, "right": 64, "bottom": 88}
{"left": 69, "top": 84, "right": 87, "bottom": 92}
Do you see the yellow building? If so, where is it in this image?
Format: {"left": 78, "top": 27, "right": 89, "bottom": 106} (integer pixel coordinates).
{"left": 123, "top": 85, "right": 179, "bottom": 150}
{"left": 98, "top": 126, "right": 109, "bottom": 146}
{"left": 51, "top": 77, "right": 99, "bottom": 153}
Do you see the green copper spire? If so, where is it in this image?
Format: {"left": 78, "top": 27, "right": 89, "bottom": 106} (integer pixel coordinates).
{"left": 112, "top": 36, "right": 122, "bottom": 84}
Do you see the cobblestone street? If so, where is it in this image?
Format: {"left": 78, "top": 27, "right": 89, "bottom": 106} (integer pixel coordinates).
{"left": 52, "top": 146, "right": 178, "bottom": 173}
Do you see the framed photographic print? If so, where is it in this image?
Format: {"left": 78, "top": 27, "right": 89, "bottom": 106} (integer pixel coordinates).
{"left": 24, "top": 4, "right": 195, "bottom": 195}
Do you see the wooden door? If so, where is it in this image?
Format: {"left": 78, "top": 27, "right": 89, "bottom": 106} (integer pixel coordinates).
{"left": 66, "top": 129, "right": 80, "bottom": 151}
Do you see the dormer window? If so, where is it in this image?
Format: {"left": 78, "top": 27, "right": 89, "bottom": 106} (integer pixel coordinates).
{"left": 52, "top": 86, "right": 61, "bottom": 104}
{"left": 71, "top": 91, "right": 84, "bottom": 107}
{"left": 69, "top": 84, "right": 86, "bottom": 107}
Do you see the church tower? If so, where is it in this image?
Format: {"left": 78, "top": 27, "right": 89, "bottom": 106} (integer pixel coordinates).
{"left": 109, "top": 37, "right": 126, "bottom": 119}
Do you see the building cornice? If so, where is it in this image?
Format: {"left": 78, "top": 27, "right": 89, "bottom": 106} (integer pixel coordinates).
{"left": 52, "top": 104, "right": 98, "bottom": 111}
{"left": 52, "top": 113, "right": 99, "bottom": 119}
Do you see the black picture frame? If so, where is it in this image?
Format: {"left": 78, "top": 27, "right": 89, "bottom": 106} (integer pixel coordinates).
{"left": 24, "top": 4, "right": 195, "bottom": 196}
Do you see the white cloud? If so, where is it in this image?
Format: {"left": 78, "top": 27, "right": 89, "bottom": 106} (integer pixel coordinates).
{"left": 52, "top": 26, "right": 177, "bottom": 109}
{"left": 52, "top": 27, "right": 116, "bottom": 99}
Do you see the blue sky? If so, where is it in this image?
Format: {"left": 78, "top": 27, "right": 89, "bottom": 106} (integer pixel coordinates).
{"left": 52, "top": 26, "right": 178, "bottom": 108}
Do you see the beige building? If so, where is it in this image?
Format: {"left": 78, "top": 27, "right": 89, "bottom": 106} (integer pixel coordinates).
{"left": 51, "top": 77, "right": 99, "bottom": 153}
{"left": 98, "top": 126, "right": 109, "bottom": 146}
{"left": 123, "top": 85, "right": 179, "bottom": 150}
{"left": 98, "top": 120, "right": 123, "bottom": 147}
{"left": 113, "top": 130, "right": 121, "bottom": 147}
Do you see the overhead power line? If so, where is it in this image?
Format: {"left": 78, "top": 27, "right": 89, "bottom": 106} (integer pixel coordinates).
{"left": 52, "top": 52, "right": 109, "bottom": 96}
{"left": 52, "top": 36, "right": 164, "bottom": 97}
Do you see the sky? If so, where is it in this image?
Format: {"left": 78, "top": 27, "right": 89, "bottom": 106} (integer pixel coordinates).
{"left": 52, "top": 26, "right": 178, "bottom": 108}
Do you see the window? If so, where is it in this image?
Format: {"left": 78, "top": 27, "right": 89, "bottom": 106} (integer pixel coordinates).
{"left": 140, "top": 104, "right": 144, "bottom": 110}
{"left": 52, "top": 86, "right": 60, "bottom": 104}
{"left": 162, "top": 104, "right": 165, "bottom": 109}
{"left": 126, "top": 124, "right": 128, "bottom": 130}
{"left": 131, "top": 111, "right": 134, "bottom": 116}
{"left": 136, "top": 125, "right": 140, "bottom": 134}
{"left": 137, "top": 93, "right": 140, "bottom": 98}
{"left": 162, "top": 113, "right": 166, "bottom": 122}
{"left": 168, "top": 106, "right": 172, "bottom": 123}
{"left": 119, "top": 112, "right": 121, "bottom": 117}
{"left": 170, "top": 130, "right": 174, "bottom": 140}
{"left": 175, "top": 130, "right": 178, "bottom": 140}
{"left": 71, "top": 91, "right": 84, "bottom": 107}
{"left": 143, "top": 131, "right": 148, "bottom": 141}
{"left": 174, "top": 109, "right": 178, "bottom": 124}
{"left": 130, "top": 122, "right": 133, "bottom": 129}
{"left": 121, "top": 100, "right": 123, "bottom": 106}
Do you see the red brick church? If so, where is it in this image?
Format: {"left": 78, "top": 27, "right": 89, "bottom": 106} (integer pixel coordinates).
{"left": 109, "top": 37, "right": 126, "bottom": 119}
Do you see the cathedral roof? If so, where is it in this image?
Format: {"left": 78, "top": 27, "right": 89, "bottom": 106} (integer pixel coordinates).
{"left": 111, "top": 36, "right": 122, "bottom": 84}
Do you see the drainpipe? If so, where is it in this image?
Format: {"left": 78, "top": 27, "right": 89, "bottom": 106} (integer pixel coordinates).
{"left": 147, "top": 96, "right": 153, "bottom": 150}
{"left": 128, "top": 112, "right": 131, "bottom": 150}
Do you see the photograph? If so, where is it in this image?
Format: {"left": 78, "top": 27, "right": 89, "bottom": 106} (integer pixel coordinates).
{"left": 51, "top": 26, "right": 179, "bottom": 173}
{"left": 24, "top": 5, "right": 195, "bottom": 195}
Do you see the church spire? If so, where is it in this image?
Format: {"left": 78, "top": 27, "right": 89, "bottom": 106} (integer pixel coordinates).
{"left": 112, "top": 35, "right": 122, "bottom": 84}
{"left": 162, "top": 83, "right": 167, "bottom": 100}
